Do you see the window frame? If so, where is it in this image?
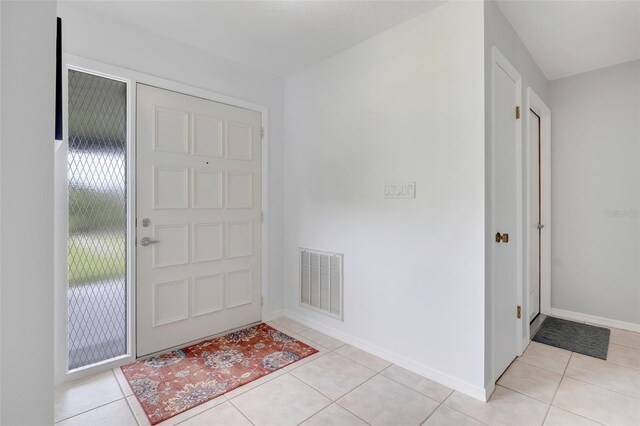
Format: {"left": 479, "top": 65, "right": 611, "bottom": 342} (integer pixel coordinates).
{"left": 56, "top": 60, "right": 135, "bottom": 383}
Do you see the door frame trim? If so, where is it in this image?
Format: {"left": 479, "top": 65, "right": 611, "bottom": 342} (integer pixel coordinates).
{"left": 54, "top": 54, "right": 271, "bottom": 383}
{"left": 524, "top": 88, "right": 551, "bottom": 338}
{"left": 489, "top": 46, "right": 523, "bottom": 382}
{"left": 55, "top": 58, "right": 136, "bottom": 384}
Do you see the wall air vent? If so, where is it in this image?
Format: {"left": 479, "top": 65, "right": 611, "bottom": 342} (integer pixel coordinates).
{"left": 299, "top": 248, "right": 343, "bottom": 320}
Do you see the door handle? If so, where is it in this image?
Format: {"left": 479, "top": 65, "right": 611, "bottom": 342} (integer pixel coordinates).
{"left": 495, "top": 232, "right": 509, "bottom": 243}
{"left": 140, "top": 237, "right": 160, "bottom": 247}
{"left": 537, "top": 223, "right": 544, "bottom": 230}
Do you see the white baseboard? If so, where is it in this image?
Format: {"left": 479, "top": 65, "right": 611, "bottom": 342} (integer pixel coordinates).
{"left": 262, "top": 309, "right": 284, "bottom": 322}
{"left": 282, "top": 309, "right": 489, "bottom": 402}
{"left": 550, "top": 308, "right": 640, "bottom": 333}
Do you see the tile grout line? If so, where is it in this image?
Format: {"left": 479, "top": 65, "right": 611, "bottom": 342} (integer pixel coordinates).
{"left": 419, "top": 397, "right": 446, "bottom": 426}
{"left": 354, "top": 369, "right": 452, "bottom": 426}
{"left": 522, "top": 343, "right": 640, "bottom": 401}
{"left": 540, "top": 349, "right": 572, "bottom": 425}
{"left": 604, "top": 359, "right": 640, "bottom": 372}
{"left": 269, "top": 319, "right": 309, "bottom": 336}
{"left": 494, "top": 383, "right": 553, "bottom": 410}
{"left": 288, "top": 346, "right": 447, "bottom": 426}
{"left": 128, "top": 401, "right": 142, "bottom": 426}
{"left": 608, "top": 331, "right": 640, "bottom": 351}
{"left": 544, "top": 406, "right": 607, "bottom": 426}
{"left": 286, "top": 372, "right": 363, "bottom": 426}
{"left": 333, "top": 367, "right": 450, "bottom": 426}
{"left": 572, "top": 347, "right": 640, "bottom": 370}
{"left": 561, "top": 351, "right": 640, "bottom": 401}
{"left": 517, "top": 342, "right": 640, "bottom": 423}
{"left": 494, "top": 361, "right": 563, "bottom": 405}
{"left": 124, "top": 397, "right": 151, "bottom": 426}
{"left": 331, "top": 372, "right": 383, "bottom": 425}
{"left": 297, "top": 395, "right": 360, "bottom": 426}
{"left": 285, "top": 351, "right": 331, "bottom": 373}
{"left": 333, "top": 346, "right": 392, "bottom": 373}
{"left": 548, "top": 350, "right": 608, "bottom": 426}
{"left": 268, "top": 323, "right": 301, "bottom": 336}
{"left": 55, "top": 396, "right": 128, "bottom": 425}
{"left": 368, "top": 367, "right": 444, "bottom": 405}
{"left": 609, "top": 342, "right": 640, "bottom": 350}
{"left": 320, "top": 340, "right": 453, "bottom": 425}
{"left": 608, "top": 341, "right": 640, "bottom": 352}
{"left": 516, "top": 357, "right": 569, "bottom": 375}
{"left": 224, "top": 334, "right": 332, "bottom": 402}
{"left": 289, "top": 369, "right": 340, "bottom": 394}
{"left": 221, "top": 336, "right": 343, "bottom": 426}
{"left": 112, "top": 369, "right": 140, "bottom": 425}
{"left": 296, "top": 402, "right": 372, "bottom": 426}
{"left": 289, "top": 358, "right": 378, "bottom": 402}
{"left": 55, "top": 371, "right": 129, "bottom": 423}
{"left": 225, "top": 370, "right": 337, "bottom": 426}
{"left": 376, "top": 365, "right": 453, "bottom": 405}
{"left": 561, "top": 374, "right": 640, "bottom": 400}
{"left": 168, "top": 397, "right": 229, "bottom": 425}
{"left": 420, "top": 396, "right": 490, "bottom": 426}
{"left": 451, "top": 339, "right": 566, "bottom": 426}
{"left": 225, "top": 398, "right": 258, "bottom": 426}
{"left": 295, "top": 328, "right": 344, "bottom": 350}
{"left": 223, "top": 369, "right": 287, "bottom": 400}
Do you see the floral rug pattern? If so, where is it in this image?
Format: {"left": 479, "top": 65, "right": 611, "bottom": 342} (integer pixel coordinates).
{"left": 121, "top": 323, "right": 318, "bottom": 424}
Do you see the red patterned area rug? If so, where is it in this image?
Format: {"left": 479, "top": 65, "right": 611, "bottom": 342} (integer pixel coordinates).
{"left": 121, "top": 323, "right": 318, "bottom": 425}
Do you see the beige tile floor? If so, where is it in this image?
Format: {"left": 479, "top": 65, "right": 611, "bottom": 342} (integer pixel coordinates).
{"left": 55, "top": 317, "right": 640, "bottom": 426}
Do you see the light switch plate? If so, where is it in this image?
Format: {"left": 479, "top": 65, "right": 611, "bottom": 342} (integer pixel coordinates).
{"left": 384, "top": 182, "right": 415, "bottom": 199}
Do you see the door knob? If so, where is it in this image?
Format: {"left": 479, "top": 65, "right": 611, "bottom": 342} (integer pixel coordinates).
{"left": 140, "top": 237, "right": 160, "bottom": 247}
{"left": 495, "top": 232, "right": 509, "bottom": 243}
{"left": 537, "top": 223, "right": 544, "bottom": 230}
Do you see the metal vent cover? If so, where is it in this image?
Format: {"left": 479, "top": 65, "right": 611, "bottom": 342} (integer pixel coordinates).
{"left": 300, "top": 248, "right": 343, "bottom": 320}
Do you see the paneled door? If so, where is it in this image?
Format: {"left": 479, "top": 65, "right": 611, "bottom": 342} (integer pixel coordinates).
{"left": 136, "top": 84, "right": 262, "bottom": 357}
{"left": 491, "top": 48, "right": 522, "bottom": 381}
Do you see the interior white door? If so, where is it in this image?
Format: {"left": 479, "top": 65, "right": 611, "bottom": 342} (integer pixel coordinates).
{"left": 492, "top": 52, "right": 521, "bottom": 380}
{"left": 136, "top": 84, "right": 262, "bottom": 357}
{"left": 529, "top": 110, "right": 541, "bottom": 320}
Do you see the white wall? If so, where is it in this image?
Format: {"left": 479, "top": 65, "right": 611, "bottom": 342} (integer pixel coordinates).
{"left": 56, "top": 2, "right": 286, "bottom": 364}
{"left": 284, "top": 1, "right": 487, "bottom": 398}
{"left": 550, "top": 60, "right": 640, "bottom": 327}
{"left": 483, "top": 0, "right": 549, "bottom": 385}
{"left": 0, "top": 1, "right": 56, "bottom": 423}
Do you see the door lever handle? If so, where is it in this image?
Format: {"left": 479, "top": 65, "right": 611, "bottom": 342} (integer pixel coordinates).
{"left": 537, "top": 223, "right": 544, "bottom": 230}
{"left": 140, "top": 237, "right": 160, "bottom": 247}
{"left": 495, "top": 232, "right": 509, "bottom": 243}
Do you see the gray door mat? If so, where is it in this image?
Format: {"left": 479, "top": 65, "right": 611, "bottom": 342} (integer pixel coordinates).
{"left": 532, "top": 316, "right": 610, "bottom": 359}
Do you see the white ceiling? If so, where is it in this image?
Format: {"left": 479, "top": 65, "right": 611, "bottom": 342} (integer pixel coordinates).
{"left": 68, "top": 0, "right": 443, "bottom": 77}
{"left": 497, "top": 0, "right": 640, "bottom": 80}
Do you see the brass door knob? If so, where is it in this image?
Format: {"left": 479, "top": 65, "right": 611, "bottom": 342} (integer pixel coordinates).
{"left": 495, "top": 232, "right": 509, "bottom": 243}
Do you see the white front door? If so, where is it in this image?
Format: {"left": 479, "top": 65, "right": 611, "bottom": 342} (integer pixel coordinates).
{"left": 491, "top": 49, "right": 522, "bottom": 380}
{"left": 136, "top": 84, "right": 262, "bottom": 357}
{"left": 529, "top": 109, "right": 541, "bottom": 320}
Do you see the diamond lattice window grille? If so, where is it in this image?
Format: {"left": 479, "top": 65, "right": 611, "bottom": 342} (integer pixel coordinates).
{"left": 67, "top": 70, "right": 127, "bottom": 370}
